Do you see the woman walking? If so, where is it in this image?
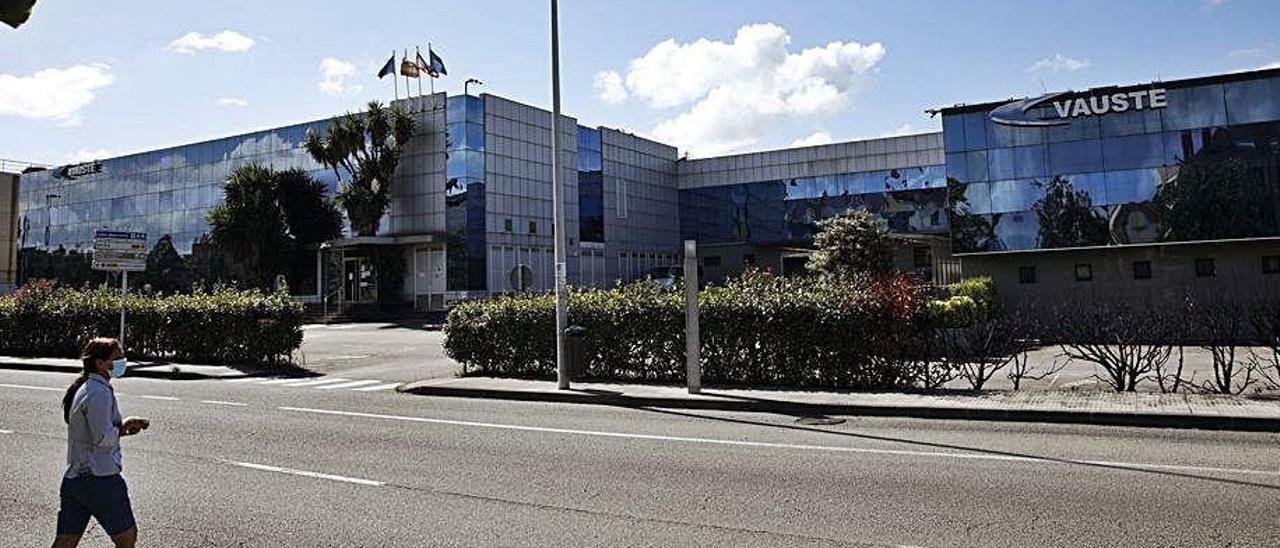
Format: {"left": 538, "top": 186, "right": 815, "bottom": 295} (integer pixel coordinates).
{"left": 52, "top": 338, "right": 150, "bottom": 548}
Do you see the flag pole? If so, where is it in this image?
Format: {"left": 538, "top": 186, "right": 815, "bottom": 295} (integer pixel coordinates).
{"left": 392, "top": 50, "right": 399, "bottom": 101}
{"left": 429, "top": 42, "right": 435, "bottom": 95}
{"left": 416, "top": 46, "right": 424, "bottom": 97}
{"left": 403, "top": 49, "right": 410, "bottom": 100}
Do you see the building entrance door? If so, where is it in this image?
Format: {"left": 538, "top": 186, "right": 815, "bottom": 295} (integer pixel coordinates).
{"left": 343, "top": 257, "right": 376, "bottom": 303}
{"left": 413, "top": 248, "right": 446, "bottom": 310}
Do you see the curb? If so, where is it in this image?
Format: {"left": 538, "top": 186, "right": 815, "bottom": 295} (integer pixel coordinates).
{"left": 400, "top": 384, "right": 1280, "bottom": 433}
{"left": 0, "top": 361, "right": 249, "bottom": 381}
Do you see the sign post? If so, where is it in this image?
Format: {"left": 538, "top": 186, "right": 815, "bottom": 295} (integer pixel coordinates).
{"left": 684, "top": 240, "right": 701, "bottom": 394}
{"left": 92, "top": 231, "right": 147, "bottom": 349}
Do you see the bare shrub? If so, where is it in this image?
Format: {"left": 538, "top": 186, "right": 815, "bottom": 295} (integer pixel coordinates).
{"left": 1191, "top": 300, "right": 1261, "bottom": 395}
{"left": 1053, "top": 300, "right": 1175, "bottom": 392}
{"left": 945, "top": 310, "right": 1040, "bottom": 391}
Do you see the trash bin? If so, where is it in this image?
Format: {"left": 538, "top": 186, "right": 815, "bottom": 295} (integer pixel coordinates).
{"left": 564, "top": 325, "right": 588, "bottom": 378}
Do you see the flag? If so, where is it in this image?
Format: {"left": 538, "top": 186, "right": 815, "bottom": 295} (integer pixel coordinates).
{"left": 377, "top": 53, "right": 395, "bottom": 78}
{"left": 400, "top": 54, "right": 420, "bottom": 78}
{"left": 415, "top": 50, "right": 429, "bottom": 73}
{"left": 427, "top": 47, "right": 447, "bottom": 78}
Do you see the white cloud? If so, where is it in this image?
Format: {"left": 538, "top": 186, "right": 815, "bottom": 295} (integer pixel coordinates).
{"left": 1205, "top": 0, "right": 1228, "bottom": 7}
{"left": 318, "top": 58, "right": 362, "bottom": 97}
{"left": 1258, "top": 60, "right": 1280, "bottom": 70}
{"left": 70, "top": 148, "right": 112, "bottom": 163}
{"left": 217, "top": 97, "right": 248, "bottom": 107}
{"left": 880, "top": 123, "right": 916, "bottom": 138}
{"left": 1229, "top": 48, "right": 1262, "bottom": 58}
{"left": 788, "top": 131, "right": 833, "bottom": 148}
{"left": 0, "top": 64, "right": 113, "bottom": 124}
{"left": 1026, "top": 53, "right": 1091, "bottom": 74}
{"left": 166, "top": 30, "right": 255, "bottom": 54}
{"left": 593, "top": 70, "right": 628, "bottom": 104}
{"left": 602, "top": 23, "right": 884, "bottom": 157}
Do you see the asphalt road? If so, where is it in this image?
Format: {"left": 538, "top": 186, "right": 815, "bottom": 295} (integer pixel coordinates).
{"left": 297, "top": 323, "right": 459, "bottom": 382}
{"left": 2, "top": 368, "right": 1278, "bottom": 547}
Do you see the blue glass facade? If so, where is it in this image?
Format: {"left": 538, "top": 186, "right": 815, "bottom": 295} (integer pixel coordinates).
{"left": 577, "top": 127, "right": 604, "bottom": 243}
{"left": 445, "top": 94, "right": 486, "bottom": 291}
{"left": 18, "top": 120, "right": 335, "bottom": 254}
{"left": 945, "top": 72, "right": 1280, "bottom": 253}
{"left": 680, "top": 166, "right": 948, "bottom": 246}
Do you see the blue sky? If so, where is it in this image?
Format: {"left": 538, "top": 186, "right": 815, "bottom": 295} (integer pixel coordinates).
{"left": 1, "top": 0, "right": 1277, "bottom": 164}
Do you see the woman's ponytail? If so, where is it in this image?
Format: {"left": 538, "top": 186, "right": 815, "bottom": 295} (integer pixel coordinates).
{"left": 64, "top": 338, "right": 121, "bottom": 423}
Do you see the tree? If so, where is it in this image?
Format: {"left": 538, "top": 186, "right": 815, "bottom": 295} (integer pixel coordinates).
{"left": 807, "top": 209, "right": 894, "bottom": 278}
{"left": 206, "top": 165, "right": 342, "bottom": 289}
{"left": 304, "top": 101, "right": 416, "bottom": 236}
{"left": 0, "top": 0, "right": 36, "bottom": 29}
{"left": 1033, "top": 176, "right": 1110, "bottom": 249}
{"left": 143, "top": 235, "right": 190, "bottom": 294}
{"left": 207, "top": 165, "right": 292, "bottom": 288}
{"left": 945, "top": 177, "right": 998, "bottom": 253}
{"left": 276, "top": 168, "right": 344, "bottom": 247}
{"left": 1157, "top": 156, "right": 1278, "bottom": 242}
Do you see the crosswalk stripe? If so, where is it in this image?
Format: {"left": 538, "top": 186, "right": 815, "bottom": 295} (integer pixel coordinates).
{"left": 316, "top": 380, "right": 383, "bottom": 390}
{"left": 279, "top": 377, "right": 350, "bottom": 388}
{"left": 352, "top": 383, "right": 401, "bottom": 392}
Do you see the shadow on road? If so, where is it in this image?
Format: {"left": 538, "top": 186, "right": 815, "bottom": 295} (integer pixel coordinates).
{"left": 620, "top": 404, "right": 1280, "bottom": 492}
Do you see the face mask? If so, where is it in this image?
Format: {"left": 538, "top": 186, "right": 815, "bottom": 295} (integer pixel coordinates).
{"left": 110, "top": 358, "right": 129, "bottom": 378}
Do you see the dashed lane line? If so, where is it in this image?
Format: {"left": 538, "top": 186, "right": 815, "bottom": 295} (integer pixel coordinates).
{"left": 223, "top": 460, "right": 384, "bottom": 487}
{"left": 0, "top": 383, "right": 61, "bottom": 392}
{"left": 352, "top": 383, "right": 402, "bottom": 392}
{"left": 201, "top": 400, "right": 248, "bottom": 407}
{"left": 316, "top": 380, "right": 383, "bottom": 390}
{"left": 277, "top": 378, "right": 350, "bottom": 388}
{"left": 137, "top": 395, "right": 181, "bottom": 401}
{"left": 0, "top": 429, "right": 13, "bottom": 434}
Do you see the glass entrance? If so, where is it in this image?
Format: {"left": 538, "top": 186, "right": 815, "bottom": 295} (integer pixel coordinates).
{"left": 343, "top": 257, "right": 377, "bottom": 303}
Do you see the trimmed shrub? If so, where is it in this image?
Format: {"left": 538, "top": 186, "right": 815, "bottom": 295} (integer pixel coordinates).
{"left": 444, "top": 271, "right": 927, "bottom": 389}
{"left": 922, "top": 276, "right": 995, "bottom": 328}
{"left": 0, "top": 282, "right": 303, "bottom": 365}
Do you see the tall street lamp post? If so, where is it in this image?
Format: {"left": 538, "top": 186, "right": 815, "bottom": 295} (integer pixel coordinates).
{"left": 549, "top": 0, "right": 570, "bottom": 389}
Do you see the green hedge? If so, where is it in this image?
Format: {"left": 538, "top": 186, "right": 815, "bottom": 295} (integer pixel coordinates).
{"left": 922, "top": 276, "right": 995, "bottom": 328}
{"left": 0, "top": 281, "right": 303, "bottom": 365}
{"left": 444, "top": 271, "right": 926, "bottom": 389}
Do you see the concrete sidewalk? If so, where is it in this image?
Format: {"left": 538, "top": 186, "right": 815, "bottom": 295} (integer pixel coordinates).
{"left": 0, "top": 356, "right": 252, "bottom": 380}
{"left": 400, "top": 377, "right": 1280, "bottom": 432}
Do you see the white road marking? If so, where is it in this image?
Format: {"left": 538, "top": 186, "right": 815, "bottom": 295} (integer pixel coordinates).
{"left": 0, "top": 383, "right": 62, "bottom": 392}
{"left": 352, "top": 382, "right": 402, "bottom": 392}
{"left": 0, "top": 429, "right": 13, "bottom": 434}
{"left": 138, "top": 395, "right": 180, "bottom": 401}
{"left": 316, "top": 380, "right": 382, "bottom": 390}
{"left": 278, "top": 377, "right": 349, "bottom": 388}
{"left": 224, "top": 460, "right": 384, "bottom": 487}
{"left": 257, "top": 378, "right": 307, "bottom": 385}
{"left": 278, "top": 406, "right": 1280, "bottom": 478}
{"left": 201, "top": 400, "right": 248, "bottom": 407}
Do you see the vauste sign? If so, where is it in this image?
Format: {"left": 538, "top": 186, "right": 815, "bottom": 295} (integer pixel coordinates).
{"left": 989, "top": 88, "right": 1168, "bottom": 127}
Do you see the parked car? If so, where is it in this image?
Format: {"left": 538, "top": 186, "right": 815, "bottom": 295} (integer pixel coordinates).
{"left": 641, "top": 265, "right": 704, "bottom": 290}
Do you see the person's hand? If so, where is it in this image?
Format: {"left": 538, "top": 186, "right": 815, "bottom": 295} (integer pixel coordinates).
{"left": 122, "top": 417, "right": 150, "bottom": 436}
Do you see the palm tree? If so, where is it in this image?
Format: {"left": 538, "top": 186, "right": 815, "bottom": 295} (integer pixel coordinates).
{"left": 304, "top": 101, "right": 416, "bottom": 237}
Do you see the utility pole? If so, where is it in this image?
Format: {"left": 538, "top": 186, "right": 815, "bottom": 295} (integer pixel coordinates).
{"left": 549, "top": 0, "right": 570, "bottom": 389}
